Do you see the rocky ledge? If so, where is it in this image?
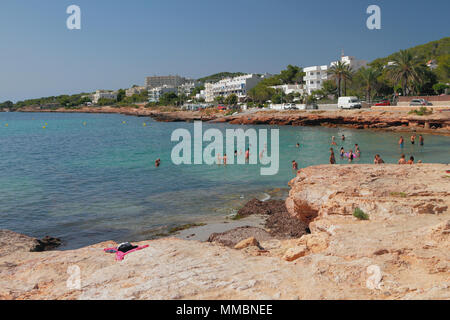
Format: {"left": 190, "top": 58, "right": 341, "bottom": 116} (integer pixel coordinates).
{"left": 1, "top": 164, "right": 449, "bottom": 300}
{"left": 211, "top": 109, "right": 450, "bottom": 134}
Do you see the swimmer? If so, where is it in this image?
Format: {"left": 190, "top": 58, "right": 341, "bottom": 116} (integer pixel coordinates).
{"left": 419, "top": 135, "right": 424, "bottom": 146}
{"left": 329, "top": 148, "right": 336, "bottom": 164}
{"left": 292, "top": 160, "right": 298, "bottom": 171}
{"left": 399, "top": 136, "right": 404, "bottom": 148}
{"left": 341, "top": 134, "right": 345, "bottom": 141}
{"left": 296, "top": 143, "right": 300, "bottom": 148}
{"left": 234, "top": 150, "right": 238, "bottom": 157}
{"left": 398, "top": 154, "right": 407, "bottom": 164}
{"left": 355, "top": 144, "right": 361, "bottom": 157}
{"left": 340, "top": 147, "right": 345, "bottom": 158}
{"left": 245, "top": 148, "right": 250, "bottom": 161}
{"left": 223, "top": 154, "right": 227, "bottom": 165}
{"left": 407, "top": 156, "right": 414, "bottom": 165}
{"left": 410, "top": 134, "right": 416, "bottom": 145}
{"left": 331, "top": 136, "right": 337, "bottom": 146}
{"left": 155, "top": 158, "right": 161, "bottom": 167}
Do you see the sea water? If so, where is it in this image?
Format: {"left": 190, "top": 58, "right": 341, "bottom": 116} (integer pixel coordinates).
{"left": 1, "top": 112, "right": 449, "bottom": 249}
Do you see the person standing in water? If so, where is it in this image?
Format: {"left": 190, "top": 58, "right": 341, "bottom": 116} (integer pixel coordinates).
{"left": 155, "top": 158, "right": 161, "bottom": 167}
{"left": 348, "top": 149, "right": 354, "bottom": 163}
{"left": 355, "top": 144, "right": 361, "bottom": 157}
{"left": 374, "top": 154, "right": 385, "bottom": 164}
{"left": 399, "top": 136, "right": 404, "bottom": 148}
{"left": 329, "top": 148, "right": 336, "bottom": 164}
{"left": 410, "top": 134, "right": 416, "bottom": 145}
{"left": 245, "top": 148, "right": 250, "bottom": 162}
{"left": 340, "top": 147, "right": 345, "bottom": 158}
{"left": 292, "top": 160, "right": 298, "bottom": 171}
{"left": 223, "top": 154, "right": 227, "bottom": 165}
{"left": 331, "top": 136, "right": 337, "bottom": 146}
{"left": 419, "top": 135, "right": 424, "bottom": 146}
{"left": 296, "top": 143, "right": 300, "bottom": 148}
{"left": 342, "top": 134, "right": 346, "bottom": 141}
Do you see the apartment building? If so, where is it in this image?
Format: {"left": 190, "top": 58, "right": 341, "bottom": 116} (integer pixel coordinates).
{"left": 92, "top": 90, "right": 117, "bottom": 104}
{"left": 148, "top": 85, "right": 177, "bottom": 103}
{"left": 145, "top": 75, "right": 187, "bottom": 89}
{"left": 271, "top": 84, "right": 305, "bottom": 95}
{"left": 205, "top": 74, "right": 262, "bottom": 102}
{"left": 304, "top": 55, "right": 367, "bottom": 94}
{"left": 125, "top": 86, "right": 147, "bottom": 97}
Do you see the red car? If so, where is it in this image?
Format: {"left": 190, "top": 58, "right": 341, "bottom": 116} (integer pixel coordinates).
{"left": 217, "top": 105, "right": 227, "bottom": 111}
{"left": 374, "top": 99, "right": 391, "bottom": 106}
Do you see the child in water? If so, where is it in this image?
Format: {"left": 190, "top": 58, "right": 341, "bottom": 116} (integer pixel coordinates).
{"left": 329, "top": 148, "right": 336, "bottom": 164}
{"left": 292, "top": 160, "right": 298, "bottom": 171}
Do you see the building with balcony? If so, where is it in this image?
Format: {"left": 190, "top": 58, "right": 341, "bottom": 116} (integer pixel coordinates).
{"left": 204, "top": 74, "right": 263, "bottom": 102}
{"left": 148, "top": 85, "right": 177, "bottom": 103}
{"left": 145, "top": 75, "right": 187, "bottom": 89}
{"left": 125, "top": 86, "right": 147, "bottom": 97}
{"left": 92, "top": 90, "right": 117, "bottom": 104}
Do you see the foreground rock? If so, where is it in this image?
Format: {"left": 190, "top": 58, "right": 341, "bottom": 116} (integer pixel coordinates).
{"left": 1, "top": 164, "right": 449, "bottom": 300}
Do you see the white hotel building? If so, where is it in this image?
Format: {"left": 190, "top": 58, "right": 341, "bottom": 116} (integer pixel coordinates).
{"left": 304, "top": 56, "right": 367, "bottom": 94}
{"left": 205, "top": 74, "right": 262, "bottom": 102}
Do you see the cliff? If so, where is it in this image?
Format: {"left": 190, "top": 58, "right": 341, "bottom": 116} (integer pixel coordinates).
{"left": 1, "top": 164, "right": 449, "bottom": 300}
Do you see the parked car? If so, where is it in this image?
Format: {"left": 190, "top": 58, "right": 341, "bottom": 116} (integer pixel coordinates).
{"left": 374, "top": 99, "right": 391, "bottom": 106}
{"left": 217, "top": 105, "right": 227, "bottom": 111}
{"left": 410, "top": 99, "right": 432, "bottom": 106}
{"left": 338, "top": 97, "right": 362, "bottom": 109}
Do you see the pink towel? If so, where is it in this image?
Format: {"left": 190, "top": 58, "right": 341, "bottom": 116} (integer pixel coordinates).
{"left": 104, "top": 245, "right": 149, "bottom": 261}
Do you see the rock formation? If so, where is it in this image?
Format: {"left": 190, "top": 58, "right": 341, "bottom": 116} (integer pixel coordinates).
{"left": 1, "top": 164, "right": 449, "bottom": 300}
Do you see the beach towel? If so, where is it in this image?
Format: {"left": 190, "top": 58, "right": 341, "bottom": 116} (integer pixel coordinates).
{"left": 104, "top": 244, "right": 149, "bottom": 261}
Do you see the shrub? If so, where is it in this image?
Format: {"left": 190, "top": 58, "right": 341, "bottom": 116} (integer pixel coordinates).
{"left": 408, "top": 107, "right": 433, "bottom": 116}
{"left": 353, "top": 208, "right": 370, "bottom": 220}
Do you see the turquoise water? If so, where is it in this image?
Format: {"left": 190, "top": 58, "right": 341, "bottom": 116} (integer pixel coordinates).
{"left": 1, "top": 112, "right": 449, "bottom": 249}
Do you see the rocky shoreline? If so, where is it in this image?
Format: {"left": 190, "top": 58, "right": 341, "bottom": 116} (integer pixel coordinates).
{"left": 1, "top": 164, "right": 449, "bottom": 300}
{"left": 12, "top": 106, "right": 450, "bottom": 135}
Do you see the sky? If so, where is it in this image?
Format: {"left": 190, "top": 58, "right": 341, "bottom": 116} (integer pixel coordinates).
{"left": 0, "top": 0, "right": 449, "bottom": 102}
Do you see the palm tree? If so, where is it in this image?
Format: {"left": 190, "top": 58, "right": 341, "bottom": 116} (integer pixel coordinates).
{"left": 359, "top": 67, "right": 381, "bottom": 102}
{"left": 387, "top": 50, "right": 422, "bottom": 96}
{"left": 328, "top": 61, "right": 353, "bottom": 97}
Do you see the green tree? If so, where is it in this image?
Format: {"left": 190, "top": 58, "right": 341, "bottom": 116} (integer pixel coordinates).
{"left": 225, "top": 94, "right": 238, "bottom": 105}
{"left": 328, "top": 61, "right": 353, "bottom": 97}
{"left": 433, "top": 83, "right": 449, "bottom": 94}
{"left": 117, "top": 89, "right": 126, "bottom": 102}
{"left": 358, "top": 67, "right": 381, "bottom": 102}
{"left": 387, "top": 50, "right": 423, "bottom": 96}
{"left": 278, "top": 65, "right": 305, "bottom": 84}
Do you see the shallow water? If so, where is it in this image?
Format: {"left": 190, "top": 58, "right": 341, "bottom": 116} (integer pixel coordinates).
{"left": 1, "top": 112, "right": 449, "bottom": 249}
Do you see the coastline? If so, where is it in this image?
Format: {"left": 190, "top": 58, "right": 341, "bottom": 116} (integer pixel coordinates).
{"left": 1, "top": 164, "right": 449, "bottom": 300}
{"left": 10, "top": 105, "right": 450, "bottom": 135}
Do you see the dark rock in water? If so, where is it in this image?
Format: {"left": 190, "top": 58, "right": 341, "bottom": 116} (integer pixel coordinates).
{"left": 207, "top": 226, "right": 273, "bottom": 248}
{"left": 32, "top": 236, "right": 62, "bottom": 252}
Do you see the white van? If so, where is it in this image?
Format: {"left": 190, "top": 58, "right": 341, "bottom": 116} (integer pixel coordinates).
{"left": 338, "top": 97, "right": 362, "bottom": 109}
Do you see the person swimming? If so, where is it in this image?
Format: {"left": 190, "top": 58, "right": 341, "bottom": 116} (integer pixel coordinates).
{"left": 398, "top": 154, "right": 407, "bottom": 164}
{"left": 342, "top": 134, "right": 345, "bottom": 141}
{"left": 331, "top": 136, "right": 337, "bottom": 146}
{"left": 296, "top": 143, "right": 300, "bottom": 148}
{"left": 329, "top": 148, "right": 336, "bottom": 164}
{"left": 155, "top": 158, "right": 161, "bottom": 167}
{"left": 292, "top": 160, "right": 298, "bottom": 171}
{"left": 407, "top": 156, "right": 415, "bottom": 164}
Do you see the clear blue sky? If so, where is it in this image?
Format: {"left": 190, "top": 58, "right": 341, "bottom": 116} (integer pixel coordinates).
{"left": 1, "top": 0, "right": 449, "bottom": 102}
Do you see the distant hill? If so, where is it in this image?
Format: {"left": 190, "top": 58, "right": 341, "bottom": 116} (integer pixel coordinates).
{"left": 197, "top": 72, "right": 246, "bottom": 83}
{"left": 371, "top": 37, "right": 450, "bottom": 65}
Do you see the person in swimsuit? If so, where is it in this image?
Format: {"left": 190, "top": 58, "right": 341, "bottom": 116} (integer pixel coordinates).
{"left": 155, "top": 158, "right": 161, "bottom": 167}
{"left": 348, "top": 150, "right": 354, "bottom": 163}
{"left": 374, "top": 154, "right": 385, "bottom": 164}
{"left": 355, "top": 144, "right": 361, "bottom": 157}
{"left": 296, "top": 143, "right": 300, "bottom": 148}
{"left": 342, "top": 134, "right": 345, "bottom": 141}
{"left": 399, "top": 136, "right": 404, "bottom": 148}
{"left": 245, "top": 148, "right": 250, "bottom": 162}
{"left": 407, "top": 156, "right": 415, "bottom": 164}
{"left": 340, "top": 147, "right": 345, "bottom": 158}
{"left": 292, "top": 160, "right": 298, "bottom": 170}
{"left": 419, "top": 135, "right": 424, "bottom": 146}
{"left": 331, "top": 136, "right": 337, "bottom": 146}
{"left": 398, "top": 154, "right": 407, "bottom": 164}
{"left": 223, "top": 154, "right": 227, "bottom": 165}
{"left": 329, "top": 148, "right": 336, "bottom": 164}
{"left": 410, "top": 134, "right": 416, "bottom": 145}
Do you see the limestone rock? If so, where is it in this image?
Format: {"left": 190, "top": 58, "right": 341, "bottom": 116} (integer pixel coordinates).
{"left": 234, "top": 237, "right": 259, "bottom": 250}
{"left": 283, "top": 245, "right": 308, "bottom": 262}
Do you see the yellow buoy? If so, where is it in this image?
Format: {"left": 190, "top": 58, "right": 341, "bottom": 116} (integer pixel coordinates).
{"left": 123, "top": 121, "right": 126, "bottom": 124}
{"left": 45, "top": 123, "right": 48, "bottom": 126}
{"left": 143, "top": 123, "right": 147, "bottom": 126}
{"left": 5, "top": 124, "right": 8, "bottom": 127}
{"left": 83, "top": 122, "right": 87, "bottom": 126}
{"left": 43, "top": 126, "right": 46, "bottom": 129}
